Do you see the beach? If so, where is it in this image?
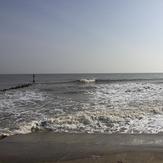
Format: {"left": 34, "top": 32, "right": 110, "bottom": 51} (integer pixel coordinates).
{"left": 1, "top": 0, "right": 163, "bottom": 161}
{"left": 1, "top": 133, "right": 163, "bottom": 163}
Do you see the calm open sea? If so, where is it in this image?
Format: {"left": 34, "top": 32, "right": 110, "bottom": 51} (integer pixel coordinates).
{"left": 1, "top": 73, "right": 163, "bottom": 135}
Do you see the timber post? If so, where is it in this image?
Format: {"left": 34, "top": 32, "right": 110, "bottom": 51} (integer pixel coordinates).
{"left": 33, "top": 74, "right": 35, "bottom": 83}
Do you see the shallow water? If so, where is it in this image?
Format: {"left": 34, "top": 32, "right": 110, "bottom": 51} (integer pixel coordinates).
{"left": 0, "top": 73, "right": 163, "bottom": 135}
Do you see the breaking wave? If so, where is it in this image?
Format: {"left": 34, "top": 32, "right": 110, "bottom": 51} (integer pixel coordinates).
{"left": 1, "top": 80, "right": 163, "bottom": 136}
{"left": 14, "top": 108, "right": 163, "bottom": 134}
{"left": 79, "top": 79, "right": 96, "bottom": 83}
{"left": 37, "top": 77, "right": 163, "bottom": 85}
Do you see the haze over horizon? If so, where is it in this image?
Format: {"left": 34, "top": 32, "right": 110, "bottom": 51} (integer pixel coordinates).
{"left": 0, "top": 0, "right": 163, "bottom": 74}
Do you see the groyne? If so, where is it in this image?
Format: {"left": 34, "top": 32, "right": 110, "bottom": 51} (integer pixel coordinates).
{"left": 0, "top": 83, "right": 33, "bottom": 92}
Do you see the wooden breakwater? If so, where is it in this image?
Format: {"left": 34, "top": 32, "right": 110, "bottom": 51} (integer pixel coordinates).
{"left": 0, "top": 83, "right": 33, "bottom": 92}
{"left": 0, "top": 74, "right": 36, "bottom": 92}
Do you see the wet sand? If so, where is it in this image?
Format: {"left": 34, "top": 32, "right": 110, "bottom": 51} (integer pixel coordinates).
{"left": 0, "top": 133, "right": 163, "bottom": 163}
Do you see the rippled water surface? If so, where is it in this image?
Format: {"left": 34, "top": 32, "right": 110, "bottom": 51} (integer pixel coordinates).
{"left": 1, "top": 74, "right": 163, "bottom": 135}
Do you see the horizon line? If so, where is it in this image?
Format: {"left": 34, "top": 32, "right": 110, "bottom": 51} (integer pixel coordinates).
{"left": 0, "top": 72, "right": 163, "bottom": 75}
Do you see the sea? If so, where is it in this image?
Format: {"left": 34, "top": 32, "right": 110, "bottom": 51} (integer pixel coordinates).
{"left": 1, "top": 73, "right": 163, "bottom": 136}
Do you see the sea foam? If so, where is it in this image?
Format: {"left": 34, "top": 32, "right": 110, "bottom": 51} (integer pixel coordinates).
{"left": 1, "top": 81, "right": 163, "bottom": 135}
{"left": 79, "top": 79, "right": 96, "bottom": 83}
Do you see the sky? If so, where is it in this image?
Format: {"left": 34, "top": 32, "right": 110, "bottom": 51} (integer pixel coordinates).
{"left": 0, "top": 0, "right": 163, "bottom": 74}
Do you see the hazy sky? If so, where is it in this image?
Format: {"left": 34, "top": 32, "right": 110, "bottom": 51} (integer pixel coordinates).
{"left": 0, "top": 0, "right": 163, "bottom": 74}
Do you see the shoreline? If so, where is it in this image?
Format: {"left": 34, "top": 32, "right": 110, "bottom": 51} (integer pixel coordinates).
{"left": 1, "top": 132, "right": 163, "bottom": 162}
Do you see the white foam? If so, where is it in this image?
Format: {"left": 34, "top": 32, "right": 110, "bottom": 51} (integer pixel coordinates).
{"left": 0, "top": 90, "right": 45, "bottom": 109}
{"left": 0, "top": 89, "right": 47, "bottom": 135}
{"left": 1, "top": 82, "right": 163, "bottom": 135}
{"left": 14, "top": 108, "right": 163, "bottom": 134}
{"left": 91, "top": 82, "right": 163, "bottom": 110}
{"left": 79, "top": 79, "right": 96, "bottom": 83}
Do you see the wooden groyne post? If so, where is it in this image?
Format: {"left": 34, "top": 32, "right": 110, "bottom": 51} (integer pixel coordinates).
{"left": 33, "top": 74, "right": 35, "bottom": 83}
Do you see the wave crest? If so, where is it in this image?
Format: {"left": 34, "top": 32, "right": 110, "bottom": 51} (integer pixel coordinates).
{"left": 79, "top": 79, "right": 96, "bottom": 83}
